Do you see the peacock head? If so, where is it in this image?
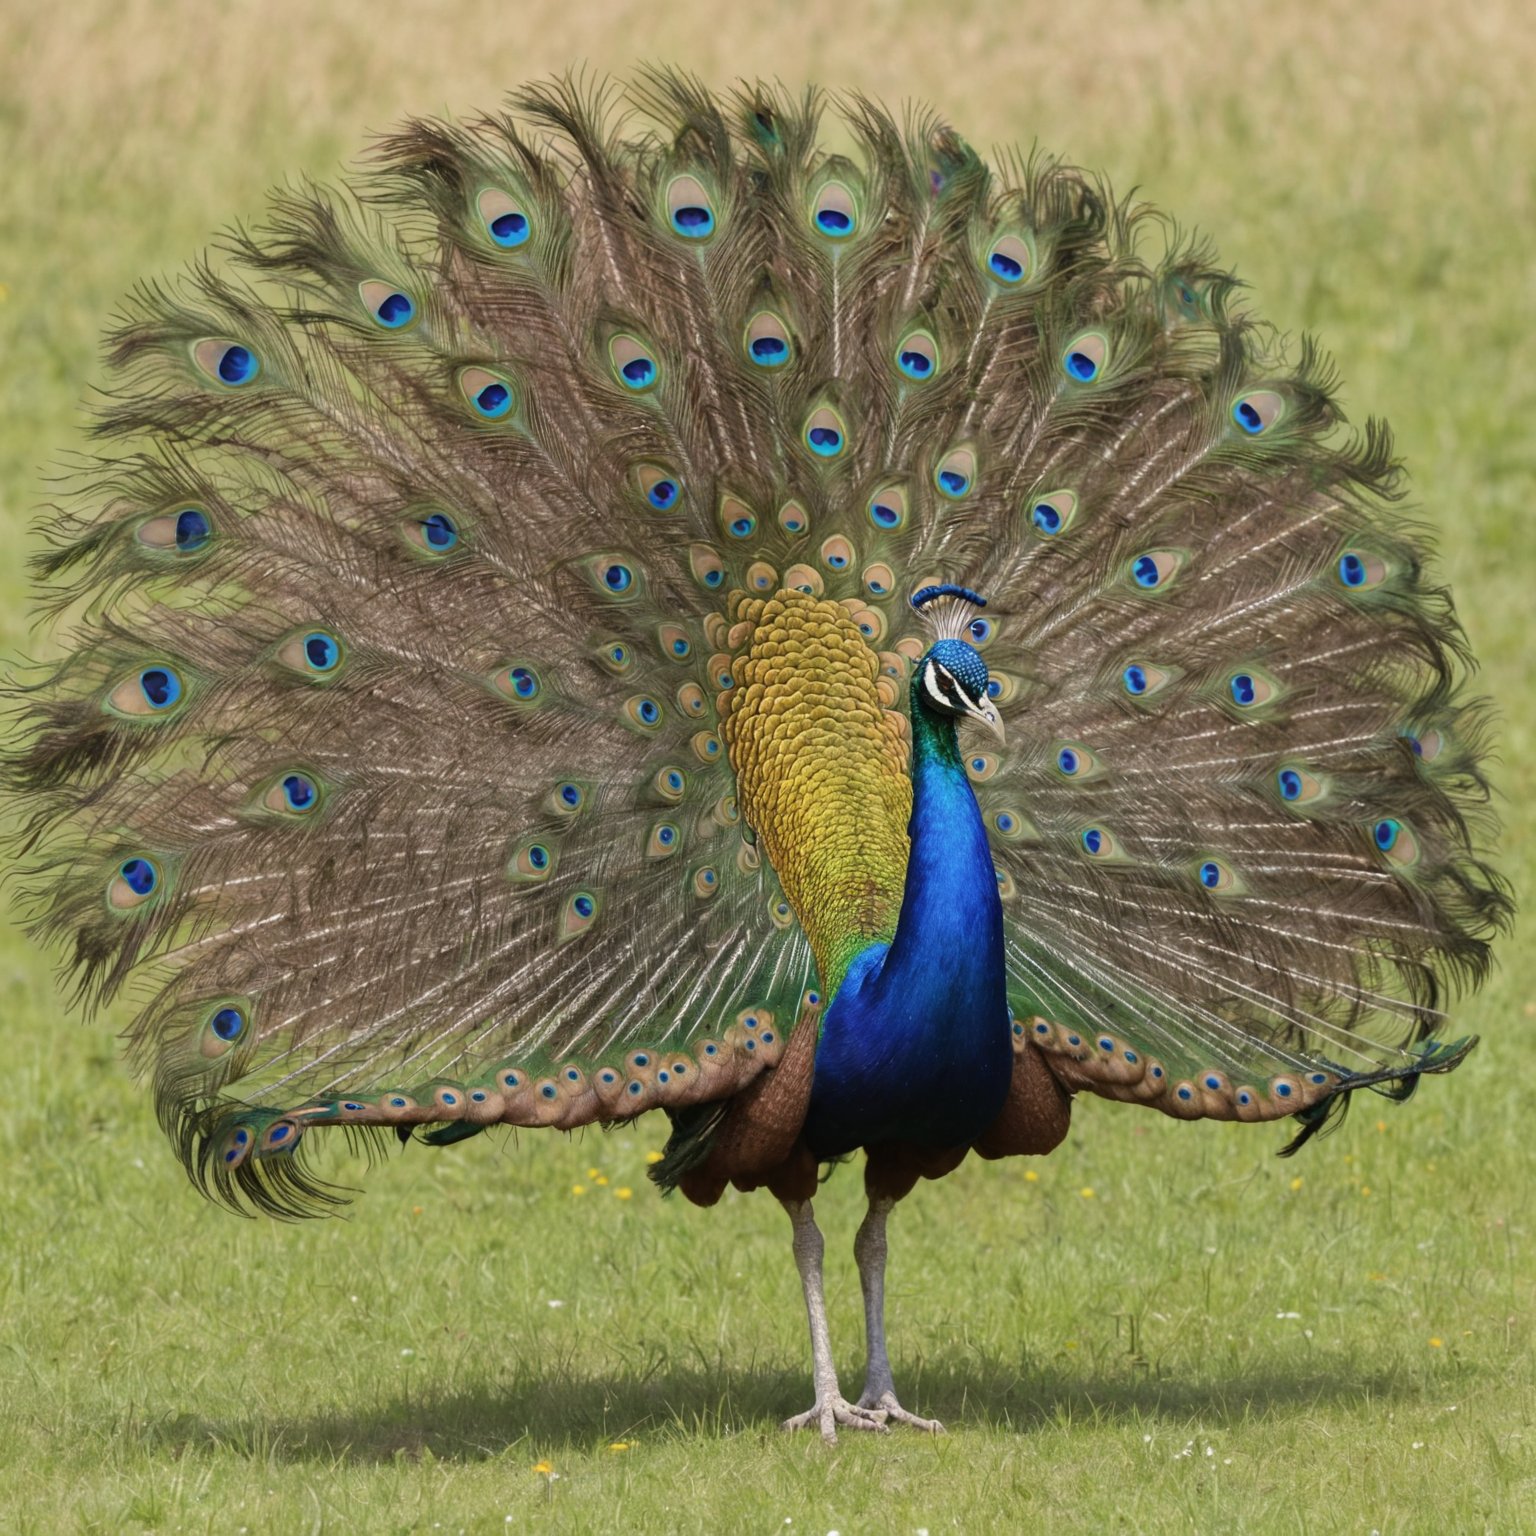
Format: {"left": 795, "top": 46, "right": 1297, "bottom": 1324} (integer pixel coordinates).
{"left": 910, "top": 585, "right": 1005, "bottom": 742}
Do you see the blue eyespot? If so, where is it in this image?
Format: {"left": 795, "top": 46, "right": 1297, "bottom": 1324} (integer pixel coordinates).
{"left": 120, "top": 857, "right": 157, "bottom": 896}
{"left": 621, "top": 357, "right": 656, "bottom": 388}
{"left": 473, "top": 382, "right": 512, "bottom": 419}
{"left": 1373, "top": 818, "right": 1401, "bottom": 852}
{"left": 1230, "top": 673, "right": 1257, "bottom": 706}
{"left": 604, "top": 563, "right": 633, "bottom": 593}
{"left": 304, "top": 633, "right": 340, "bottom": 672}
{"left": 986, "top": 679, "right": 1002, "bottom": 699}
{"left": 175, "top": 509, "right": 211, "bottom": 550}
{"left": 729, "top": 517, "right": 753, "bottom": 538}
{"left": 897, "top": 348, "right": 933, "bottom": 380}
{"left": 374, "top": 291, "right": 415, "bottom": 328}
{"left": 666, "top": 771, "right": 683, "bottom": 791}
{"left": 1081, "top": 828, "right": 1103, "bottom": 854}
{"left": 1199, "top": 861, "right": 1222, "bottom": 888}
{"left": 1133, "top": 555, "right": 1161, "bottom": 588}
{"left": 489, "top": 211, "right": 529, "bottom": 247}
{"left": 647, "top": 477, "right": 678, "bottom": 510}
{"left": 870, "top": 499, "right": 901, "bottom": 527}
{"left": 528, "top": 845, "right": 550, "bottom": 871}
{"left": 421, "top": 512, "right": 458, "bottom": 550}
{"left": 808, "top": 425, "right": 842, "bottom": 456}
{"left": 1057, "top": 748, "right": 1079, "bottom": 775}
{"left": 996, "top": 813, "right": 1016, "bottom": 832}
{"left": 1339, "top": 552, "right": 1366, "bottom": 587}
{"left": 815, "top": 207, "right": 853, "bottom": 236}
{"left": 1234, "top": 399, "right": 1264, "bottom": 434}
{"left": 1031, "top": 501, "right": 1063, "bottom": 534}
{"left": 639, "top": 699, "right": 659, "bottom": 724}
{"left": 1278, "top": 768, "right": 1303, "bottom": 801}
{"left": 671, "top": 204, "right": 714, "bottom": 238}
{"left": 217, "top": 345, "right": 259, "bottom": 385}
{"left": 989, "top": 250, "right": 1023, "bottom": 282}
{"left": 139, "top": 667, "right": 182, "bottom": 710}
{"left": 938, "top": 469, "right": 969, "bottom": 496}
{"left": 281, "top": 773, "right": 317, "bottom": 811}
{"left": 659, "top": 826, "right": 676, "bottom": 845}
{"left": 1064, "top": 349, "right": 1098, "bottom": 382}
{"left": 750, "top": 335, "right": 788, "bottom": 365}
{"left": 574, "top": 894, "right": 594, "bottom": 919}
{"left": 509, "top": 666, "right": 539, "bottom": 700}
{"left": 559, "top": 782, "right": 582, "bottom": 808}
{"left": 1123, "top": 665, "right": 1148, "bottom": 695}
{"left": 968, "top": 618, "right": 993, "bottom": 645}
{"left": 211, "top": 1006, "right": 245, "bottom": 1042}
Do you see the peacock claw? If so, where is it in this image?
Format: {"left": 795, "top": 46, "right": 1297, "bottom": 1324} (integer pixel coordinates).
{"left": 857, "top": 1389, "right": 945, "bottom": 1434}
{"left": 780, "top": 1394, "right": 890, "bottom": 1444}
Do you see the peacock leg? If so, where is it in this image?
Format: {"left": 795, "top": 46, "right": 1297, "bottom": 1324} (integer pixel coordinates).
{"left": 852, "top": 1196, "right": 945, "bottom": 1433}
{"left": 778, "top": 1197, "right": 890, "bottom": 1442}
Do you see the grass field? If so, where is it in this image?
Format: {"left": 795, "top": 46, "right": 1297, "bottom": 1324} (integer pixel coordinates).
{"left": 1, "top": 1, "right": 1532, "bottom": 1530}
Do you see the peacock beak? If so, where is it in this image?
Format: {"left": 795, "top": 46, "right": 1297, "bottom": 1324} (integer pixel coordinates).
{"left": 967, "top": 698, "right": 1006, "bottom": 743}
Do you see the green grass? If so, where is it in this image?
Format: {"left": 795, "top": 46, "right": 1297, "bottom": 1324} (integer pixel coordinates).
{"left": 1, "top": 1, "right": 1533, "bottom": 1530}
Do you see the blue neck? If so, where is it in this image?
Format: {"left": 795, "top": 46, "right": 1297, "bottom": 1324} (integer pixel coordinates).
{"left": 802, "top": 687, "right": 1012, "bottom": 1156}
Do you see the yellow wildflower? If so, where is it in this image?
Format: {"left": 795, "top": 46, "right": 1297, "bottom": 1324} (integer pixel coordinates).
{"left": 1079, "top": 1187, "right": 1095, "bottom": 1199}
{"left": 533, "top": 1460, "right": 554, "bottom": 1474}
{"left": 1429, "top": 1337, "right": 1444, "bottom": 1348}
{"left": 1289, "top": 1176, "right": 1304, "bottom": 1192}
{"left": 595, "top": 1175, "right": 609, "bottom": 1186}
{"left": 571, "top": 1183, "right": 587, "bottom": 1196}
{"left": 645, "top": 1150, "right": 665, "bottom": 1164}
{"left": 614, "top": 1186, "right": 634, "bottom": 1201}
{"left": 607, "top": 1441, "right": 632, "bottom": 1453}
{"left": 1024, "top": 1170, "right": 1039, "bottom": 1183}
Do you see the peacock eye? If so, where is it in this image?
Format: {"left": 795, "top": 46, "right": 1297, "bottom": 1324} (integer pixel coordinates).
{"left": 719, "top": 495, "right": 757, "bottom": 540}
{"left": 967, "top": 617, "right": 994, "bottom": 647}
{"left": 667, "top": 175, "right": 715, "bottom": 238}
{"left": 610, "top": 334, "right": 660, "bottom": 391}
{"left": 811, "top": 182, "right": 857, "bottom": 238}
{"left": 804, "top": 405, "right": 847, "bottom": 458}
{"left": 1197, "top": 858, "right": 1237, "bottom": 891}
{"left": 1062, "top": 332, "right": 1107, "bottom": 383}
{"left": 636, "top": 463, "right": 682, "bottom": 511}
{"left": 820, "top": 535, "right": 854, "bottom": 571}
{"left": 193, "top": 339, "right": 260, "bottom": 386}
{"left": 478, "top": 189, "right": 531, "bottom": 248}
{"left": 985, "top": 235, "right": 1031, "bottom": 284}
{"left": 403, "top": 510, "right": 459, "bottom": 553}
{"left": 1337, "top": 549, "right": 1389, "bottom": 590}
{"left": 108, "top": 855, "right": 161, "bottom": 909}
{"left": 934, "top": 447, "right": 975, "bottom": 499}
{"left": 689, "top": 544, "right": 727, "bottom": 591}
{"left": 1080, "top": 825, "right": 1120, "bottom": 858}
{"left": 745, "top": 312, "right": 791, "bottom": 367}
{"left": 108, "top": 663, "right": 186, "bottom": 717}
{"left": 895, "top": 331, "right": 938, "bottom": 381}
{"left": 459, "top": 367, "right": 514, "bottom": 420}
{"left": 1130, "top": 550, "right": 1184, "bottom": 590}
{"left": 1028, "top": 489, "right": 1078, "bottom": 537}
{"left": 277, "top": 630, "right": 344, "bottom": 679}
{"left": 623, "top": 694, "right": 664, "bottom": 730}
{"left": 359, "top": 280, "right": 416, "bottom": 329}
{"left": 867, "top": 486, "right": 907, "bottom": 530}
{"left": 495, "top": 663, "right": 541, "bottom": 702}
{"left": 1232, "top": 390, "right": 1284, "bottom": 435}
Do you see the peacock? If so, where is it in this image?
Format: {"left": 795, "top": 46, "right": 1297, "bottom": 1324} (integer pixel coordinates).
{"left": 6, "top": 71, "right": 1510, "bottom": 1443}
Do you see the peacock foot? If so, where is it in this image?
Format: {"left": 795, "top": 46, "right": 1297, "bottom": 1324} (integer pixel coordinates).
{"left": 780, "top": 1393, "right": 890, "bottom": 1444}
{"left": 856, "top": 1389, "right": 944, "bottom": 1434}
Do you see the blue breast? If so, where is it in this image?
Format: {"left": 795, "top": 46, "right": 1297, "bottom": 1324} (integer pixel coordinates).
{"left": 802, "top": 714, "right": 1012, "bottom": 1158}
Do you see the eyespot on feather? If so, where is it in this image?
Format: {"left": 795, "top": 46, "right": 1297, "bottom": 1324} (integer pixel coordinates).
{"left": 1372, "top": 817, "right": 1421, "bottom": 867}
{"left": 596, "top": 640, "right": 633, "bottom": 675}
{"left": 1028, "top": 489, "right": 1078, "bottom": 537}
{"left": 1061, "top": 332, "right": 1108, "bottom": 383}
{"left": 402, "top": 509, "right": 460, "bottom": 554}
{"left": 1276, "top": 765, "right": 1326, "bottom": 805}
{"left": 1129, "top": 549, "right": 1184, "bottom": 591}
{"left": 609, "top": 334, "right": 660, "bottom": 392}
{"left": 635, "top": 463, "right": 682, "bottom": 512}
{"left": 964, "top": 752, "right": 1000, "bottom": 783}
{"left": 675, "top": 682, "right": 708, "bottom": 718}
{"left": 1052, "top": 742, "right": 1100, "bottom": 779}
{"left": 863, "top": 561, "right": 895, "bottom": 597}
{"left": 692, "top": 866, "right": 720, "bottom": 899}
{"left": 653, "top": 765, "right": 687, "bottom": 803}
{"left": 985, "top": 234, "right": 1032, "bottom": 285}
{"left": 477, "top": 188, "right": 531, "bottom": 249}
{"left": 508, "top": 840, "right": 557, "bottom": 883}
{"left": 136, "top": 508, "right": 213, "bottom": 554}
{"left": 108, "top": 855, "right": 161, "bottom": 911}
{"left": 989, "top": 807, "right": 1036, "bottom": 841}
{"left": 192, "top": 339, "right": 260, "bottom": 387}
{"left": 199, "top": 999, "right": 251, "bottom": 1058}
{"left": 277, "top": 629, "right": 345, "bottom": 679}
{"left": 984, "top": 671, "right": 1020, "bottom": 704}
{"left": 866, "top": 485, "right": 907, "bottom": 531}
{"left": 778, "top": 501, "right": 809, "bottom": 535}
{"left": 260, "top": 771, "right": 324, "bottom": 816}
{"left": 588, "top": 554, "right": 641, "bottom": 599}
{"left": 358, "top": 280, "right": 416, "bottom": 330}
{"left": 1120, "top": 661, "right": 1172, "bottom": 698}
{"left": 744, "top": 311, "right": 792, "bottom": 367}
{"left": 666, "top": 175, "right": 716, "bottom": 239}
{"left": 1337, "top": 549, "right": 1389, "bottom": 591}
{"left": 810, "top": 181, "right": 857, "bottom": 238}
{"left": 745, "top": 559, "right": 778, "bottom": 593}
{"left": 718, "top": 495, "right": 756, "bottom": 541}
{"left": 1196, "top": 857, "right": 1238, "bottom": 892}
{"left": 784, "top": 562, "right": 824, "bottom": 596}
{"left": 1226, "top": 669, "right": 1278, "bottom": 709}
{"left": 895, "top": 331, "right": 938, "bottom": 381}
{"left": 850, "top": 606, "right": 887, "bottom": 643}
{"left": 559, "top": 891, "right": 599, "bottom": 940}
{"left": 819, "top": 534, "right": 855, "bottom": 573}
{"left": 458, "top": 367, "right": 514, "bottom": 420}
{"left": 691, "top": 731, "right": 723, "bottom": 764}
{"left": 1232, "top": 389, "right": 1285, "bottom": 435}
{"left": 1406, "top": 727, "right": 1446, "bottom": 763}
{"left": 646, "top": 821, "right": 682, "bottom": 859}
{"left": 934, "top": 447, "right": 976, "bottom": 499}
{"left": 622, "top": 694, "right": 665, "bottom": 731}
{"left": 688, "top": 543, "right": 727, "bottom": 591}
{"left": 494, "top": 662, "right": 542, "bottom": 702}
{"left": 106, "top": 664, "right": 186, "bottom": 718}
{"left": 1079, "top": 826, "right": 1121, "bottom": 859}
{"left": 804, "top": 406, "right": 847, "bottom": 459}
{"left": 657, "top": 622, "right": 693, "bottom": 662}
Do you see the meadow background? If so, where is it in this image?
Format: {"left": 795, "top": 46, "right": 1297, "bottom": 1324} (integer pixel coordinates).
{"left": 1, "top": 1, "right": 1532, "bottom": 1530}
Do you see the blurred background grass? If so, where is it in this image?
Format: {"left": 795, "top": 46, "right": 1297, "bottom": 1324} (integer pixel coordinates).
{"left": 0, "top": 1, "right": 1531, "bottom": 1531}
